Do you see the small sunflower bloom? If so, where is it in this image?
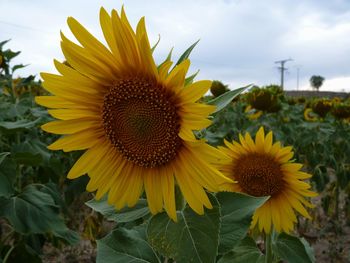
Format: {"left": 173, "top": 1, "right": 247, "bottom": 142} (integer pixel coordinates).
{"left": 36, "top": 7, "right": 232, "bottom": 221}
{"left": 217, "top": 127, "right": 317, "bottom": 233}
{"left": 304, "top": 108, "right": 318, "bottom": 122}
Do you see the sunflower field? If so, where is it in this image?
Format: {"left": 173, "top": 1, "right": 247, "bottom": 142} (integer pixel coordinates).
{"left": 1, "top": 7, "right": 350, "bottom": 263}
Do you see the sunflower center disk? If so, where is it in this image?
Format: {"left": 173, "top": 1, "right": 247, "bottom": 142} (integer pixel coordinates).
{"left": 102, "top": 78, "right": 182, "bottom": 168}
{"left": 234, "top": 153, "right": 284, "bottom": 197}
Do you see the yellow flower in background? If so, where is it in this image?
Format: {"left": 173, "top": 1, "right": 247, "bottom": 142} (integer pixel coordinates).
{"left": 304, "top": 108, "right": 318, "bottom": 122}
{"left": 244, "top": 105, "right": 263, "bottom": 120}
{"left": 36, "top": 7, "right": 232, "bottom": 220}
{"left": 217, "top": 127, "right": 317, "bottom": 233}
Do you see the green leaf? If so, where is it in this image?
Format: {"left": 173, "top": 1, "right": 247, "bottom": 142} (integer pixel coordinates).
{"left": 273, "top": 232, "right": 315, "bottom": 263}
{"left": 207, "top": 85, "right": 252, "bottom": 114}
{"left": 157, "top": 47, "right": 173, "bottom": 70}
{"left": 0, "top": 119, "right": 39, "bottom": 132}
{"left": 174, "top": 39, "right": 200, "bottom": 67}
{"left": 0, "top": 39, "right": 11, "bottom": 49}
{"left": 12, "top": 64, "right": 27, "bottom": 73}
{"left": 86, "top": 197, "right": 150, "bottom": 223}
{"left": 218, "top": 236, "right": 265, "bottom": 263}
{"left": 147, "top": 194, "right": 220, "bottom": 263}
{"left": 97, "top": 226, "right": 160, "bottom": 263}
{"left": 12, "top": 152, "right": 42, "bottom": 166}
{"left": 151, "top": 34, "right": 161, "bottom": 53}
{"left": 38, "top": 182, "right": 66, "bottom": 209}
{"left": 0, "top": 157, "right": 16, "bottom": 198}
{"left": 0, "top": 152, "right": 10, "bottom": 165}
{"left": 3, "top": 50, "right": 21, "bottom": 60}
{"left": 184, "top": 70, "right": 200, "bottom": 86}
{"left": 11, "top": 140, "right": 50, "bottom": 166}
{"left": 0, "top": 185, "right": 79, "bottom": 244}
{"left": 216, "top": 192, "right": 268, "bottom": 254}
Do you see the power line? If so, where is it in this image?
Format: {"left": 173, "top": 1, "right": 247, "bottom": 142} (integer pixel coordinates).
{"left": 0, "top": 20, "right": 53, "bottom": 35}
{"left": 275, "top": 58, "right": 292, "bottom": 90}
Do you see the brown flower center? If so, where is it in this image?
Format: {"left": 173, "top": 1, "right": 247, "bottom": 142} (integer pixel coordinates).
{"left": 102, "top": 77, "right": 182, "bottom": 168}
{"left": 233, "top": 153, "right": 284, "bottom": 196}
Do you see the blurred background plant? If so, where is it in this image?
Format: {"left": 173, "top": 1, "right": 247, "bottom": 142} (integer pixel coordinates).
{"left": 0, "top": 40, "right": 99, "bottom": 263}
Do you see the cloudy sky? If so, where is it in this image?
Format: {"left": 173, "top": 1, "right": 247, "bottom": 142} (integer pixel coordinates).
{"left": 1, "top": 0, "right": 350, "bottom": 91}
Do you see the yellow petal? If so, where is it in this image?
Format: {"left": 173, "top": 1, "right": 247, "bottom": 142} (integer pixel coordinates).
{"left": 67, "top": 16, "right": 120, "bottom": 73}
{"left": 165, "top": 59, "right": 190, "bottom": 89}
{"left": 99, "top": 7, "right": 122, "bottom": 61}
{"left": 264, "top": 131, "right": 273, "bottom": 153}
{"left": 255, "top": 127, "right": 265, "bottom": 153}
{"left": 111, "top": 9, "right": 140, "bottom": 67}
{"left": 244, "top": 132, "right": 256, "bottom": 152}
{"left": 179, "top": 80, "right": 212, "bottom": 103}
{"left": 48, "top": 109, "right": 99, "bottom": 120}
{"left": 138, "top": 32, "right": 158, "bottom": 77}
{"left": 173, "top": 161, "right": 204, "bottom": 215}
{"left": 60, "top": 34, "right": 114, "bottom": 84}
{"left": 41, "top": 73, "right": 102, "bottom": 104}
{"left": 48, "top": 129, "right": 104, "bottom": 151}
{"left": 35, "top": 96, "right": 77, "bottom": 109}
{"left": 124, "top": 166, "right": 144, "bottom": 207}
{"left": 160, "top": 165, "right": 177, "bottom": 221}
{"left": 95, "top": 155, "right": 127, "bottom": 200}
{"left": 144, "top": 169, "right": 163, "bottom": 214}
{"left": 53, "top": 59, "right": 101, "bottom": 89}
{"left": 41, "top": 119, "right": 100, "bottom": 134}
{"left": 67, "top": 141, "right": 109, "bottom": 179}
{"left": 158, "top": 60, "right": 173, "bottom": 81}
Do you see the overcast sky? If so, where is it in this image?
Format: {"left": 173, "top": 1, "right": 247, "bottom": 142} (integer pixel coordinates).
{"left": 1, "top": 0, "right": 350, "bottom": 91}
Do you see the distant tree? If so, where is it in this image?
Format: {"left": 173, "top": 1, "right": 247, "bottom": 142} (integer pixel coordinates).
{"left": 310, "top": 75, "right": 325, "bottom": 92}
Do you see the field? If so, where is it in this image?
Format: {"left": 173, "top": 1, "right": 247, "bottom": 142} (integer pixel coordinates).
{"left": 1, "top": 41, "right": 350, "bottom": 263}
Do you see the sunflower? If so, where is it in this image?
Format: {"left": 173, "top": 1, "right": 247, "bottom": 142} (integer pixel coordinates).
{"left": 304, "top": 108, "right": 318, "bottom": 122}
{"left": 217, "top": 127, "right": 317, "bottom": 233}
{"left": 244, "top": 105, "right": 263, "bottom": 120}
{"left": 36, "top": 7, "right": 232, "bottom": 221}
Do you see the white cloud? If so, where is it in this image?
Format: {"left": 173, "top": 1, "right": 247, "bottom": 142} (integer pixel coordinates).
{"left": 0, "top": 0, "right": 349, "bottom": 92}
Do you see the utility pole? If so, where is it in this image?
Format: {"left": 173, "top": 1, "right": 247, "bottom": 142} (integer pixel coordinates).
{"left": 296, "top": 66, "right": 301, "bottom": 90}
{"left": 275, "top": 58, "right": 292, "bottom": 90}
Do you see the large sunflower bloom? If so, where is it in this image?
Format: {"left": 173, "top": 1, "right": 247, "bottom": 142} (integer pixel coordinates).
{"left": 36, "top": 7, "right": 232, "bottom": 221}
{"left": 217, "top": 127, "right": 317, "bottom": 233}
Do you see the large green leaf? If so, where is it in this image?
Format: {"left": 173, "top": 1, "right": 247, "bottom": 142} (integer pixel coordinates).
{"left": 216, "top": 192, "right": 268, "bottom": 254}
{"left": 273, "top": 232, "right": 315, "bottom": 263}
{"left": 97, "top": 226, "right": 160, "bottom": 263}
{"left": 207, "top": 85, "right": 252, "bottom": 114}
{"left": 0, "top": 185, "right": 79, "bottom": 244}
{"left": 0, "top": 157, "right": 16, "bottom": 198}
{"left": 147, "top": 194, "right": 220, "bottom": 263}
{"left": 218, "top": 236, "right": 265, "bottom": 263}
{"left": 86, "top": 197, "right": 150, "bottom": 223}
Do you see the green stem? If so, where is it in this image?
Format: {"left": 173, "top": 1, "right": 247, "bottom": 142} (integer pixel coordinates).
{"left": 265, "top": 232, "right": 273, "bottom": 263}
{"left": 175, "top": 185, "right": 185, "bottom": 211}
{"left": 335, "top": 182, "right": 339, "bottom": 220}
{"left": 16, "top": 164, "right": 22, "bottom": 191}
{"left": 3, "top": 246, "right": 14, "bottom": 263}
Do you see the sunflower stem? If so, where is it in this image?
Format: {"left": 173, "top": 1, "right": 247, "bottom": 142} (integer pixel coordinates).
{"left": 265, "top": 232, "right": 273, "bottom": 263}
{"left": 175, "top": 185, "right": 186, "bottom": 211}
